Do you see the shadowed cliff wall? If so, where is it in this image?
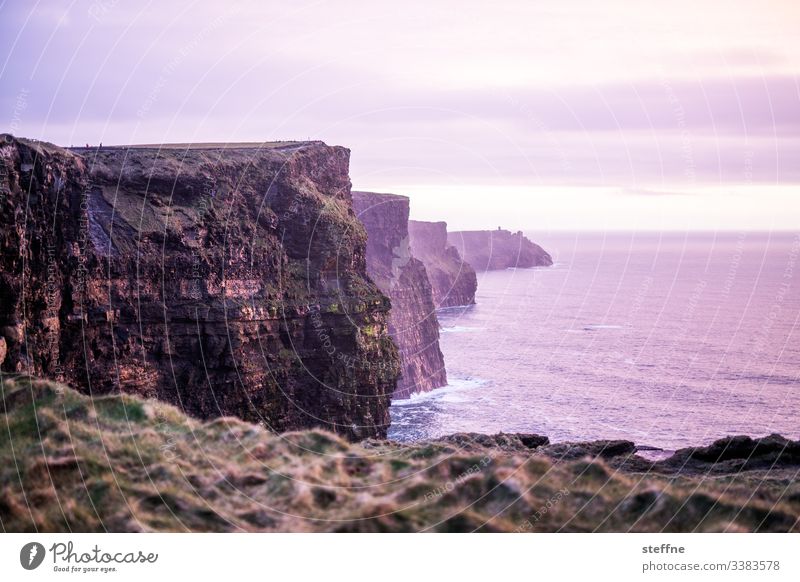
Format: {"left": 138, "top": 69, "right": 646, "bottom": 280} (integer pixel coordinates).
{"left": 0, "top": 135, "right": 401, "bottom": 439}
{"left": 448, "top": 229, "right": 553, "bottom": 271}
{"left": 408, "top": 220, "right": 477, "bottom": 308}
{"left": 352, "top": 192, "right": 447, "bottom": 398}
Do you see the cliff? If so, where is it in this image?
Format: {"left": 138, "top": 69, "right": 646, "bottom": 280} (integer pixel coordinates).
{"left": 448, "top": 228, "right": 553, "bottom": 271}
{"left": 352, "top": 192, "right": 447, "bottom": 398}
{"left": 0, "top": 135, "right": 401, "bottom": 440}
{"left": 408, "top": 220, "right": 477, "bottom": 308}
{"left": 2, "top": 377, "right": 798, "bottom": 532}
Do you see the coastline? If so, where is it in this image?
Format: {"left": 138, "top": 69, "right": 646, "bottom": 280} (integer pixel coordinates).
{"left": 403, "top": 239, "right": 800, "bottom": 450}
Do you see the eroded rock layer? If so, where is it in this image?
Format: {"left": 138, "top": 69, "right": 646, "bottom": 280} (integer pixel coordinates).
{"left": 448, "top": 229, "right": 553, "bottom": 271}
{"left": 0, "top": 135, "right": 400, "bottom": 439}
{"left": 408, "top": 220, "right": 477, "bottom": 308}
{"left": 352, "top": 192, "right": 447, "bottom": 398}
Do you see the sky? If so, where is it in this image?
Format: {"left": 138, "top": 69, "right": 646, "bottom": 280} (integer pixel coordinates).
{"left": 2, "top": 0, "right": 799, "bottom": 230}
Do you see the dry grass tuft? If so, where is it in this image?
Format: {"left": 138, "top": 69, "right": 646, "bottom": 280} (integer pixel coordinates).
{"left": 1, "top": 376, "right": 798, "bottom": 532}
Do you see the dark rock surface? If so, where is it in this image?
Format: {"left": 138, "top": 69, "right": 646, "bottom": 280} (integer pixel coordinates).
{"left": 539, "top": 439, "right": 637, "bottom": 461}
{"left": 448, "top": 228, "right": 553, "bottom": 271}
{"left": 655, "top": 434, "right": 800, "bottom": 474}
{"left": 0, "top": 135, "right": 401, "bottom": 439}
{"left": 434, "top": 432, "right": 550, "bottom": 452}
{"left": 352, "top": 192, "right": 447, "bottom": 398}
{"left": 408, "top": 220, "right": 477, "bottom": 308}
{"left": 532, "top": 434, "right": 800, "bottom": 476}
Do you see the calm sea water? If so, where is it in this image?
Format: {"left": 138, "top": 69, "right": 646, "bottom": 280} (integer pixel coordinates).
{"left": 389, "top": 232, "right": 800, "bottom": 451}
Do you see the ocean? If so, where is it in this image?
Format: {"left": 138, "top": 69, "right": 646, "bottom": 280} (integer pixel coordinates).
{"left": 389, "top": 231, "right": 800, "bottom": 452}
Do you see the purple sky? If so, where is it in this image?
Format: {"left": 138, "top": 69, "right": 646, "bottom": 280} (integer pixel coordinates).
{"left": 2, "top": 0, "right": 799, "bottom": 229}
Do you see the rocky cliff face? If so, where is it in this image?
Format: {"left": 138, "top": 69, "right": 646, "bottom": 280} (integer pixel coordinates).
{"left": 351, "top": 192, "right": 447, "bottom": 398}
{"left": 0, "top": 135, "right": 400, "bottom": 440}
{"left": 448, "top": 229, "right": 553, "bottom": 271}
{"left": 408, "top": 220, "right": 477, "bottom": 308}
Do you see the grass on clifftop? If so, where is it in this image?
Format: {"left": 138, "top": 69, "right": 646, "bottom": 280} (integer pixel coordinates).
{"left": 1, "top": 376, "right": 797, "bottom": 532}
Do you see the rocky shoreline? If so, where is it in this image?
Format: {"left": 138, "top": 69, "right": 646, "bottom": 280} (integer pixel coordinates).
{"left": 0, "top": 135, "right": 556, "bottom": 439}
{"left": 1, "top": 376, "right": 797, "bottom": 532}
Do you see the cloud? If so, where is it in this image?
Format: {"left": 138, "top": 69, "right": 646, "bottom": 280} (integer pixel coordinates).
{"left": 619, "top": 188, "right": 692, "bottom": 197}
{"left": 2, "top": 0, "right": 800, "bottom": 190}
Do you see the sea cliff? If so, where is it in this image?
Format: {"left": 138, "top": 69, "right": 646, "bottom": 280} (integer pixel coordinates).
{"left": 408, "top": 220, "right": 477, "bottom": 308}
{"left": 0, "top": 136, "right": 400, "bottom": 440}
{"left": 449, "top": 228, "right": 553, "bottom": 271}
{"left": 352, "top": 192, "right": 447, "bottom": 398}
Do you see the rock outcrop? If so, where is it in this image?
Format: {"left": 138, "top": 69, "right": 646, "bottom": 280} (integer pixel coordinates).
{"left": 0, "top": 135, "right": 401, "bottom": 439}
{"left": 408, "top": 220, "right": 477, "bottom": 308}
{"left": 352, "top": 192, "right": 447, "bottom": 398}
{"left": 653, "top": 434, "right": 800, "bottom": 475}
{"left": 448, "top": 228, "right": 553, "bottom": 271}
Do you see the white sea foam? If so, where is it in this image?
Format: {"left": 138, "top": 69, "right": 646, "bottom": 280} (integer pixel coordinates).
{"left": 440, "top": 326, "right": 484, "bottom": 334}
{"left": 391, "top": 377, "right": 485, "bottom": 406}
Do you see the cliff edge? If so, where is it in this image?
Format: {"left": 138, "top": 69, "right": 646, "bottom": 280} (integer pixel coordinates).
{"left": 0, "top": 135, "right": 400, "bottom": 439}
{"left": 408, "top": 220, "right": 477, "bottom": 308}
{"left": 352, "top": 192, "right": 447, "bottom": 398}
{"left": 449, "top": 228, "right": 553, "bottom": 271}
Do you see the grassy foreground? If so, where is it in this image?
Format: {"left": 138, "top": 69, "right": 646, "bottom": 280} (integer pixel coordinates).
{"left": 1, "top": 376, "right": 798, "bottom": 532}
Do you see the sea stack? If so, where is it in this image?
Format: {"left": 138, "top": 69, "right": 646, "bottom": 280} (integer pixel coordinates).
{"left": 0, "top": 136, "right": 401, "bottom": 440}
{"left": 448, "top": 228, "right": 553, "bottom": 271}
{"left": 352, "top": 192, "right": 447, "bottom": 398}
{"left": 408, "top": 220, "right": 477, "bottom": 308}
